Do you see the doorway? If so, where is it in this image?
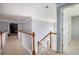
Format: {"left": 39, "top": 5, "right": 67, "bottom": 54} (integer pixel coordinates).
{"left": 9, "top": 23, "right": 18, "bottom": 36}
{"left": 62, "top": 4, "right": 79, "bottom": 54}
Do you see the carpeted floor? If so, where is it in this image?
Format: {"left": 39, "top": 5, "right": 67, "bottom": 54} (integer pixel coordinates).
{"left": 2, "top": 36, "right": 30, "bottom": 55}
{"left": 64, "top": 39, "right": 79, "bottom": 55}
{"left": 37, "top": 49, "right": 62, "bottom": 55}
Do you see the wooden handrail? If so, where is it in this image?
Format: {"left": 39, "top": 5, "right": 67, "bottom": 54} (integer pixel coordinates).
{"left": 18, "top": 30, "right": 36, "bottom": 55}
{"left": 39, "top": 31, "right": 57, "bottom": 43}
{"left": 18, "top": 30, "right": 32, "bottom": 35}
{"left": 50, "top": 31, "right": 52, "bottom": 48}
{"left": 51, "top": 32, "right": 57, "bottom": 35}
{"left": 39, "top": 33, "right": 49, "bottom": 42}
{"left": 32, "top": 32, "right": 35, "bottom": 55}
{"left": 0, "top": 32, "right": 3, "bottom": 49}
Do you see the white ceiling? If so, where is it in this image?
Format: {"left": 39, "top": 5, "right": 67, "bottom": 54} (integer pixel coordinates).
{"left": 64, "top": 4, "right": 79, "bottom": 17}
{"left": 0, "top": 3, "right": 56, "bottom": 23}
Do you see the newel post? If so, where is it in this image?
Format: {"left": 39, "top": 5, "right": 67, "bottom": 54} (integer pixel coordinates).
{"left": 32, "top": 32, "right": 36, "bottom": 55}
{"left": 50, "top": 31, "right": 52, "bottom": 48}
{"left": 1, "top": 33, "right": 2, "bottom": 49}
{"left": 38, "top": 41, "right": 39, "bottom": 53}
{"left": 1, "top": 32, "right": 3, "bottom": 54}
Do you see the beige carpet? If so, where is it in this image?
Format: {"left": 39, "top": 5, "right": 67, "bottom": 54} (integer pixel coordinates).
{"left": 64, "top": 39, "right": 79, "bottom": 55}
{"left": 37, "top": 49, "right": 62, "bottom": 55}
{"left": 2, "top": 36, "right": 30, "bottom": 55}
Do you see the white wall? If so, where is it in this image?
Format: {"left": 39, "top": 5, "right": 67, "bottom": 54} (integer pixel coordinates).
{"left": 18, "top": 23, "right": 24, "bottom": 30}
{"left": 0, "top": 4, "right": 3, "bottom": 15}
{"left": 0, "top": 21, "right": 9, "bottom": 32}
{"left": 1, "top": 3, "right": 56, "bottom": 23}
{"left": 63, "top": 10, "right": 72, "bottom": 50}
{"left": 72, "top": 16, "right": 79, "bottom": 39}
{"left": 61, "top": 4, "right": 79, "bottom": 17}
{"left": 24, "top": 20, "right": 32, "bottom": 32}
{"left": 32, "top": 19, "right": 57, "bottom": 53}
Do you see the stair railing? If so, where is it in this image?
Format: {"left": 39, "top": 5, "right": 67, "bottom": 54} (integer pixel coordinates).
{"left": 18, "top": 30, "right": 36, "bottom": 55}
{"left": 38, "top": 31, "right": 57, "bottom": 53}
{"left": 0, "top": 32, "right": 3, "bottom": 50}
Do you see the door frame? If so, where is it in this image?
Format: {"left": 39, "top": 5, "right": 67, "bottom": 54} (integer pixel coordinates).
{"left": 9, "top": 23, "right": 18, "bottom": 34}
{"left": 57, "top": 3, "right": 77, "bottom": 53}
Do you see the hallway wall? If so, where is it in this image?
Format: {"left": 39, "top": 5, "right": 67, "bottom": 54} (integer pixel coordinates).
{"left": 32, "top": 19, "right": 57, "bottom": 52}
{"left": 63, "top": 10, "right": 72, "bottom": 50}
{"left": 24, "top": 20, "right": 32, "bottom": 32}
{"left": 18, "top": 23, "right": 24, "bottom": 30}
{"left": 0, "top": 21, "right": 9, "bottom": 32}
{"left": 72, "top": 16, "right": 79, "bottom": 39}
{"left": 0, "top": 4, "right": 3, "bottom": 15}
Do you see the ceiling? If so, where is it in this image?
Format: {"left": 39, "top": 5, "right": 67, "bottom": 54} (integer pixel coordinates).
{"left": 64, "top": 4, "right": 79, "bottom": 17}
{"left": 0, "top": 3, "right": 56, "bottom": 23}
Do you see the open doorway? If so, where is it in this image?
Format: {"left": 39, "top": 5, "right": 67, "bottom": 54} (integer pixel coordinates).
{"left": 63, "top": 4, "right": 79, "bottom": 54}
{"left": 9, "top": 23, "right": 18, "bottom": 36}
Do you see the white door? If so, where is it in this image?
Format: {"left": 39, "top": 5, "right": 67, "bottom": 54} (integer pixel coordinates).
{"left": 63, "top": 12, "right": 71, "bottom": 51}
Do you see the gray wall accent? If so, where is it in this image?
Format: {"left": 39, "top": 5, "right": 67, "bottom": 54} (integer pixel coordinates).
{"left": 57, "top": 7, "right": 63, "bottom": 52}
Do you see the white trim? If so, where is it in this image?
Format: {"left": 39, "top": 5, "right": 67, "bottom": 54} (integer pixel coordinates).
{"left": 57, "top": 3, "right": 77, "bottom": 53}
{"left": 0, "top": 19, "right": 24, "bottom": 23}
{"left": 24, "top": 17, "right": 32, "bottom": 23}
